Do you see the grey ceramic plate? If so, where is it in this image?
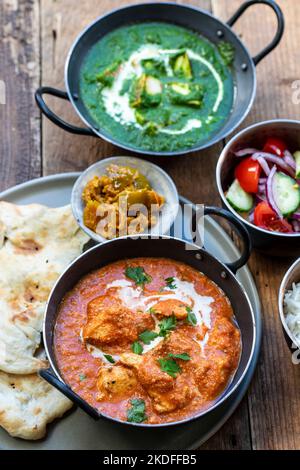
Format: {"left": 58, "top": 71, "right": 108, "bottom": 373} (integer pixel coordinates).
{"left": 0, "top": 173, "right": 262, "bottom": 450}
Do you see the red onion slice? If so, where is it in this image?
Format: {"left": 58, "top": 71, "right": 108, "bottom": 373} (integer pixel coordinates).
{"left": 256, "top": 156, "right": 270, "bottom": 176}
{"left": 257, "top": 180, "right": 266, "bottom": 199}
{"left": 266, "top": 166, "right": 283, "bottom": 219}
{"left": 283, "top": 150, "right": 296, "bottom": 170}
{"left": 248, "top": 211, "right": 255, "bottom": 223}
{"left": 258, "top": 181, "right": 267, "bottom": 200}
{"left": 292, "top": 220, "right": 300, "bottom": 232}
{"left": 255, "top": 194, "right": 266, "bottom": 204}
{"left": 292, "top": 212, "right": 300, "bottom": 220}
{"left": 234, "top": 148, "right": 259, "bottom": 157}
{"left": 252, "top": 152, "right": 295, "bottom": 177}
{"left": 258, "top": 183, "right": 266, "bottom": 193}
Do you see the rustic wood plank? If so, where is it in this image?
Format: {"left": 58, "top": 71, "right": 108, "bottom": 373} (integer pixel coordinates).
{"left": 213, "top": 0, "right": 300, "bottom": 450}
{"left": 201, "top": 397, "right": 251, "bottom": 450}
{"left": 40, "top": 0, "right": 252, "bottom": 450}
{"left": 0, "top": 0, "right": 41, "bottom": 191}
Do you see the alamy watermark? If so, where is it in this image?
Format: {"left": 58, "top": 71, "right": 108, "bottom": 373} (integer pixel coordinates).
{"left": 91, "top": 199, "right": 204, "bottom": 249}
{"left": 291, "top": 341, "right": 300, "bottom": 365}
{"left": 291, "top": 80, "right": 300, "bottom": 104}
{"left": 0, "top": 80, "right": 5, "bottom": 105}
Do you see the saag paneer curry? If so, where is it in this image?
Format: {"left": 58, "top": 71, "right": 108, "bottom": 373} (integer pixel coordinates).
{"left": 80, "top": 22, "right": 235, "bottom": 153}
{"left": 54, "top": 258, "right": 241, "bottom": 424}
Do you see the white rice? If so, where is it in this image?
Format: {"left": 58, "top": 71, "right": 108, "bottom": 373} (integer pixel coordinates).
{"left": 284, "top": 282, "right": 300, "bottom": 347}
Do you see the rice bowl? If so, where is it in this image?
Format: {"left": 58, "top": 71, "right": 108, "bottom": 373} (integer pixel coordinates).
{"left": 279, "top": 257, "right": 300, "bottom": 353}
{"left": 283, "top": 282, "right": 300, "bottom": 348}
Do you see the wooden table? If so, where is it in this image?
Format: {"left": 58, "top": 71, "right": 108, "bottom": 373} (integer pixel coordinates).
{"left": 1, "top": 0, "right": 299, "bottom": 450}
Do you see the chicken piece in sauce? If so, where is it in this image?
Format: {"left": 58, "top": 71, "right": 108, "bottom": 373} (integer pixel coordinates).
{"left": 194, "top": 317, "right": 241, "bottom": 399}
{"left": 119, "top": 327, "right": 201, "bottom": 413}
{"left": 152, "top": 298, "right": 189, "bottom": 320}
{"left": 97, "top": 365, "right": 137, "bottom": 401}
{"left": 82, "top": 295, "right": 154, "bottom": 349}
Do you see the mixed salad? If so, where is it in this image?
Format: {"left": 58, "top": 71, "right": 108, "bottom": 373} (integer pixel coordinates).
{"left": 226, "top": 137, "right": 300, "bottom": 233}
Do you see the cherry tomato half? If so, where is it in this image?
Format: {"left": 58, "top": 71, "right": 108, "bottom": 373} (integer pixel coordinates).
{"left": 263, "top": 137, "right": 287, "bottom": 157}
{"left": 235, "top": 157, "right": 261, "bottom": 193}
{"left": 253, "top": 201, "right": 292, "bottom": 233}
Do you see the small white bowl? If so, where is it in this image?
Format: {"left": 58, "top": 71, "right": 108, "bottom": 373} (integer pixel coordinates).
{"left": 71, "top": 156, "right": 179, "bottom": 243}
{"left": 278, "top": 257, "right": 300, "bottom": 351}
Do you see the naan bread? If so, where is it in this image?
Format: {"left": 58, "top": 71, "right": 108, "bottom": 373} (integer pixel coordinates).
{"left": 0, "top": 202, "right": 89, "bottom": 374}
{"left": 0, "top": 370, "right": 73, "bottom": 440}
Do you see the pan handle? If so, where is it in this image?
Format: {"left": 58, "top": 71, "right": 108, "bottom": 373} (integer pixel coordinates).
{"left": 39, "top": 367, "right": 100, "bottom": 420}
{"left": 227, "top": 0, "right": 284, "bottom": 65}
{"left": 202, "top": 206, "right": 252, "bottom": 274}
{"left": 35, "top": 86, "right": 96, "bottom": 136}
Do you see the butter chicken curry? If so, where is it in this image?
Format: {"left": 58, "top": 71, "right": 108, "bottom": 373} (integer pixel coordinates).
{"left": 54, "top": 258, "right": 241, "bottom": 424}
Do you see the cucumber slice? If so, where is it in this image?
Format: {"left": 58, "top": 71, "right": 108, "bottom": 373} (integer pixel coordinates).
{"left": 226, "top": 179, "right": 253, "bottom": 212}
{"left": 273, "top": 172, "right": 300, "bottom": 215}
{"left": 294, "top": 150, "right": 300, "bottom": 178}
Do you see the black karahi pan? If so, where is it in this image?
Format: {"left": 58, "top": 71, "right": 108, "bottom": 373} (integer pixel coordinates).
{"left": 35, "top": 0, "right": 284, "bottom": 157}
{"left": 40, "top": 206, "right": 257, "bottom": 428}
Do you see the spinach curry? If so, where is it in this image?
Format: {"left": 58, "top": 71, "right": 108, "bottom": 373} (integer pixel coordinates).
{"left": 80, "top": 22, "right": 235, "bottom": 153}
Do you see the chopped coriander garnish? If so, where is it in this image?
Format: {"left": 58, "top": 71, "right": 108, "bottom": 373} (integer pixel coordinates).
{"left": 168, "top": 352, "right": 190, "bottom": 361}
{"left": 158, "top": 357, "right": 181, "bottom": 378}
{"left": 127, "top": 398, "right": 147, "bottom": 423}
{"left": 79, "top": 373, "right": 86, "bottom": 381}
{"left": 165, "top": 277, "right": 177, "bottom": 289}
{"left": 158, "top": 314, "right": 177, "bottom": 337}
{"left": 104, "top": 354, "right": 115, "bottom": 364}
{"left": 132, "top": 341, "right": 143, "bottom": 355}
{"left": 125, "top": 266, "right": 152, "bottom": 287}
{"left": 186, "top": 306, "right": 197, "bottom": 326}
{"left": 139, "top": 329, "right": 158, "bottom": 345}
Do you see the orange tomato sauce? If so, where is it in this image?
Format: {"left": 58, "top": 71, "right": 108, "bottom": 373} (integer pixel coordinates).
{"left": 54, "top": 258, "right": 241, "bottom": 424}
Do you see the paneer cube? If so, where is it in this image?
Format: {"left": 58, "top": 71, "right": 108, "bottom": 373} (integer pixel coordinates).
{"left": 141, "top": 58, "right": 167, "bottom": 77}
{"left": 172, "top": 52, "right": 193, "bottom": 79}
{"left": 130, "top": 74, "right": 162, "bottom": 108}
{"left": 145, "top": 76, "right": 162, "bottom": 96}
{"left": 168, "top": 82, "right": 204, "bottom": 107}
